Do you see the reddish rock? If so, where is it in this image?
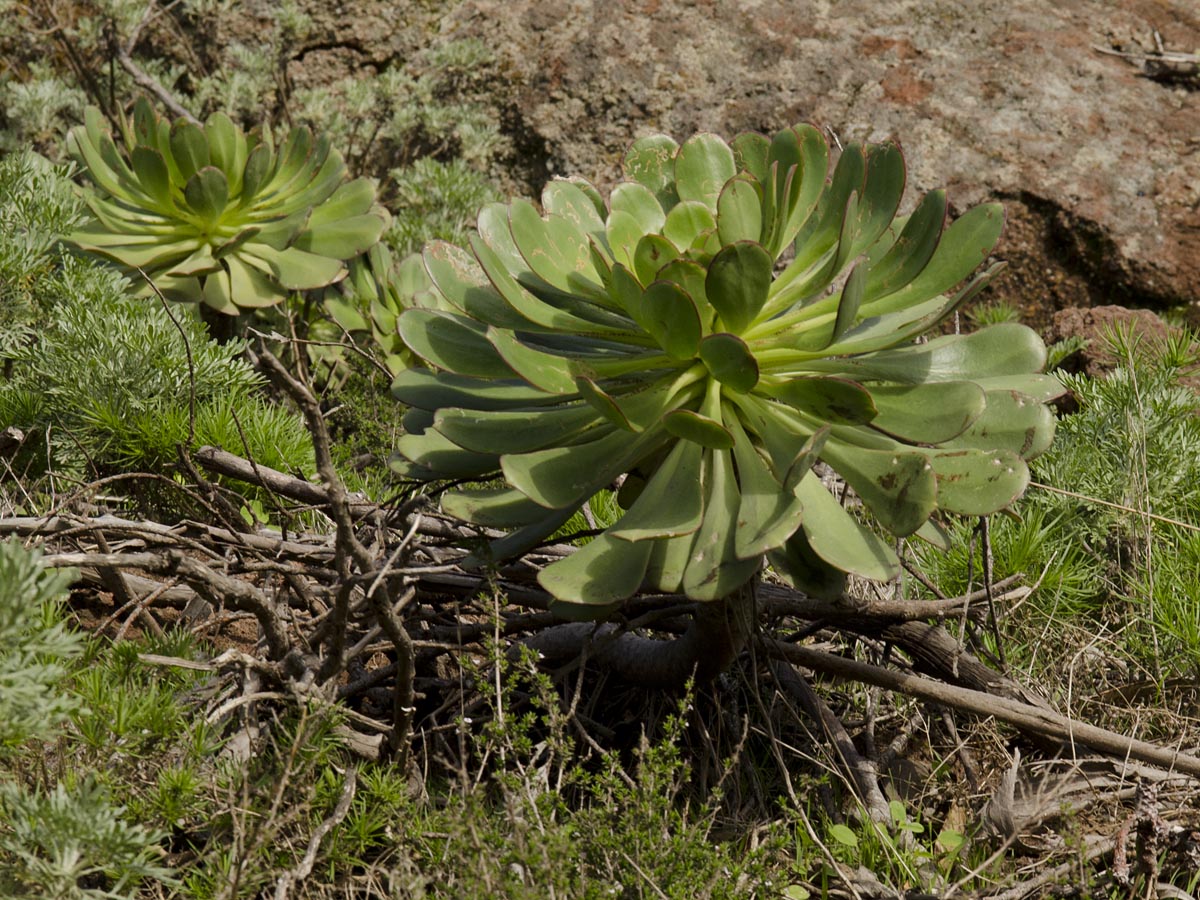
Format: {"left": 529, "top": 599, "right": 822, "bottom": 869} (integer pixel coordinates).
{"left": 1046, "top": 305, "right": 1174, "bottom": 378}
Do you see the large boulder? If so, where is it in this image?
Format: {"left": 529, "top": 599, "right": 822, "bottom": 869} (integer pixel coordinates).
{"left": 431, "top": 0, "right": 1199, "bottom": 325}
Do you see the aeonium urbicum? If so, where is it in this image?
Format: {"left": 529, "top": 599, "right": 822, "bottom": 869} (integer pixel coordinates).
{"left": 390, "top": 123, "right": 1064, "bottom": 618}
{"left": 67, "top": 97, "right": 388, "bottom": 314}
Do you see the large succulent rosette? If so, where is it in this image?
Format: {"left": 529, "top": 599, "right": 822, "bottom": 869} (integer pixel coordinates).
{"left": 390, "top": 124, "right": 1062, "bottom": 617}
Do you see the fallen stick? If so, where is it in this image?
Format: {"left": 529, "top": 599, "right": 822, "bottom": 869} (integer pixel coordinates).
{"left": 762, "top": 638, "right": 1200, "bottom": 779}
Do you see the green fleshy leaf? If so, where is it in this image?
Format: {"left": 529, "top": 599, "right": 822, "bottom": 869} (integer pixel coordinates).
{"left": 488, "top": 327, "right": 580, "bottom": 394}
{"left": 817, "top": 324, "right": 1048, "bottom": 384}
{"left": 794, "top": 472, "right": 900, "bottom": 580}
{"left": 610, "top": 438, "right": 705, "bottom": 541}
{"left": 170, "top": 120, "right": 210, "bottom": 182}
{"left": 130, "top": 146, "right": 174, "bottom": 211}
{"left": 731, "top": 132, "right": 770, "bottom": 183}
{"left": 391, "top": 367, "right": 562, "bottom": 411}
{"left": 663, "top": 200, "right": 716, "bottom": 252}
{"left": 766, "top": 376, "right": 877, "bottom": 425}
{"left": 394, "top": 428, "right": 499, "bottom": 477}
{"left": 633, "top": 233, "right": 679, "bottom": 286}
{"left": 295, "top": 213, "right": 384, "bottom": 259}
{"left": 576, "top": 377, "right": 638, "bottom": 431}
{"left": 782, "top": 427, "right": 830, "bottom": 493}
{"left": 682, "top": 448, "right": 762, "bottom": 600}
{"left": 441, "top": 486, "right": 552, "bottom": 527}
{"left": 716, "top": 174, "right": 764, "bottom": 245}
{"left": 829, "top": 261, "right": 867, "bottom": 346}
{"left": 645, "top": 531, "right": 694, "bottom": 593}
{"left": 633, "top": 281, "right": 702, "bottom": 360}
{"left": 542, "top": 179, "right": 607, "bottom": 242}
{"left": 820, "top": 442, "right": 936, "bottom": 536}
{"left": 728, "top": 415, "right": 803, "bottom": 559}
{"left": 928, "top": 448, "right": 1029, "bottom": 515}
{"left": 424, "top": 241, "right": 532, "bottom": 329}
{"left": 201, "top": 267, "right": 238, "bottom": 314}
{"left": 183, "top": 167, "right": 229, "bottom": 225}
{"left": 539, "top": 531, "right": 653, "bottom": 610}
{"left": 863, "top": 189, "right": 946, "bottom": 301}
{"left": 509, "top": 198, "right": 598, "bottom": 293}
{"left": 503, "top": 428, "right": 660, "bottom": 510}
{"left": 654, "top": 259, "right": 713, "bottom": 331}
{"left": 397, "top": 309, "right": 513, "bottom": 378}
{"left": 239, "top": 144, "right": 273, "bottom": 201}
{"left": 663, "top": 408, "right": 735, "bottom": 450}
{"left": 248, "top": 243, "right": 344, "bottom": 290}
{"left": 768, "top": 529, "right": 847, "bottom": 599}
{"left": 435, "top": 403, "right": 598, "bottom": 453}
{"left": 868, "top": 203, "right": 1004, "bottom": 313}
{"left": 868, "top": 381, "right": 986, "bottom": 443}
{"left": 705, "top": 241, "right": 772, "bottom": 334}
{"left": 698, "top": 333, "right": 758, "bottom": 392}
{"left": 939, "top": 390, "right": 1056, "bottom": 459}
{"left": 674, "top": 133, "right": 736, "bottom": 211}
{"left": 204, "top": 111, "right": 242, "bottom": 182}
{"left": 224, "top": 254, "right": 283, "bottom": 308}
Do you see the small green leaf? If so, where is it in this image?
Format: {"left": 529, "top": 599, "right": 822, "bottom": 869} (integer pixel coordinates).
{"left": 663, "top": 409, "right": 734, "bottom": 449}
{"left": 698, "top": 333, "right": 758, "bottom": 392}
{"left": 828, "top": 824, "right": 859, "bottom": 848}
{"left": 705, "top": 241, "right": 772, "bottom": 334}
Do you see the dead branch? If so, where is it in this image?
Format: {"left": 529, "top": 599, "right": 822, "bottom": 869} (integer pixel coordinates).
{"left": 761, "top": 638, "right": 1200, "bottom": 779}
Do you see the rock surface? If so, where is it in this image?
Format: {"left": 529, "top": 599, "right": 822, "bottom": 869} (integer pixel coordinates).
{"left": 414, "top": 0, "right": 1200, "bottom": 326}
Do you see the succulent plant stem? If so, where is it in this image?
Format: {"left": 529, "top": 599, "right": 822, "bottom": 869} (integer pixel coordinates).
{"left": 522, "top": 580, "right": 758, "bottom": 688}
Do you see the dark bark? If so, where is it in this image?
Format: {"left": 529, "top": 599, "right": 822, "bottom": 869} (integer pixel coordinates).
{"left": 524, "top": 579, "right": 758, "bottom": 689}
